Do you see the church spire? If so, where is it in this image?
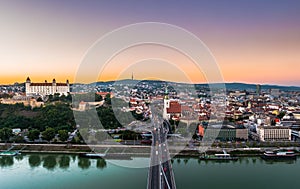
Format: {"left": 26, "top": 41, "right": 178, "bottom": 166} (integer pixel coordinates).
{"left": 164, "top": 86, "right": 169, "bottom": 100}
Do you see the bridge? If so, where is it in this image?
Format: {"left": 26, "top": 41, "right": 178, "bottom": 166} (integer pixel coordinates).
{"left": 147, "top": 103, "right": 176, "bottom": 189}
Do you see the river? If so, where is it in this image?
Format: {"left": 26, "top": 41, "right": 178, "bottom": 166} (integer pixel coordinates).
{"left": 0, "top": 154, "right": 299, "bottom": 189}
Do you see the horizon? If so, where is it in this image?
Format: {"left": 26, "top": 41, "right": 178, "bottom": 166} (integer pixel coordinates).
{"left": 2, "top": 77, "right": 300, "bottom": 88}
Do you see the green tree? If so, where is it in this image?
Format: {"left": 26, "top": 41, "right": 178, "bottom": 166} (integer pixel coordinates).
{"left": 66, "top": 93, "right": 72, "bottom": 102}
{"left": 277, "top": 111, "right": 286, "bottom": 119}
{"left": 47, "top": 94, "right": 53, "bottom": 102}
{"left": 59, "top": 94, "right": 66, "bottom": 102}
{"left": 95, "top": 93, "right": 103, "bottom": 102}
{"left": 58, "top": 130, "right": 69, "bottom": 142}
{"left": 53, "top": 93, "right": 60, "bottom": 101}
{"left": 0, "top": 127, "right": 13, "bottom": 142}
{"left": 28, "top": 129, "right": 40, "bottom": 141}
{"left": 42, "top": 128, "right": 56, "bottom": 142}
{"left": 104, "top": 94, "right": 111, "bottom": 105}
{"left": 36, "top": 97, "right": 43, "bottom": 102}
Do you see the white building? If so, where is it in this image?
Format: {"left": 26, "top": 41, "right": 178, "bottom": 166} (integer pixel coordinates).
{"left": 25, "top": 77, "right": 70, "bottom": 96}
{"left": 257, "top": 126, "right": 291, "bottom": 141}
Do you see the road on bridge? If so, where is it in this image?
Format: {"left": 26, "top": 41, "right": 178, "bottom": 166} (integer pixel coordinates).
{"left": 147, "top": 104, "right": 176, "bottom": 189}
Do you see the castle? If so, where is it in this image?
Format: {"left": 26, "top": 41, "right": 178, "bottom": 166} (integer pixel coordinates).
{"left": 25, "top": 77, "right": 70, "bottom": 96}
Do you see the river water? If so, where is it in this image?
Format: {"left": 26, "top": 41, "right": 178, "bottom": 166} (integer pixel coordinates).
{"left": 0, "top": 154, "right": 299, "bottom": 189}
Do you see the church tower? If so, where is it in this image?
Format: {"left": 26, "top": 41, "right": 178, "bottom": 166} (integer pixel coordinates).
{"left": 163, "top": 86, "right": 170, "bottom": 119}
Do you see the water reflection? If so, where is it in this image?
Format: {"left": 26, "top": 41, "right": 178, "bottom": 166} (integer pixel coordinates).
{"left": 59, "top": 156, "right": 70, "bottom": 169}
{"left": 0, "top": 156, "right": 14, "bottom": 168}
{"left": 71, "top": 154, "right": 77, "bottom": 162}
{"left": 15, "top": 154, "right": 24, "bottom": 161}
{"left": 96, "top": 158, "right": 107, "bottom": 169}
{"left": 42, "top": 155, "right": 57, "bottom": 170}
{"left": 263, "top": 159, "right": 297, "bottom": 165}
{"left": 183, "top": 159, "right": 189, "bottom": 164}
{"left": 78, "top": 158, "right": 91, "bottom": 170}
{"left": 25, "top": 154, "right": 108, "bottom": 170}
{"left": 28, "top": 155, "right": 41, "bottom": 168}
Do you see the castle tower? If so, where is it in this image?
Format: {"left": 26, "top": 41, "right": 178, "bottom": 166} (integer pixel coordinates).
{"left": 52, "top": 78, "right": 56, "bottom": 86}
{"left": 66, "top": 79, "right": 70, "bottom": 92}
{"left": 25, "top": 77, "right": 31, "bottom": 95}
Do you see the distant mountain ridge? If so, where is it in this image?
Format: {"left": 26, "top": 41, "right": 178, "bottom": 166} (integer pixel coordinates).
{"left": 223, "top": 82, "right": 300, "bottom": 91}
{"left": 88, "top": 80, "right": 300, "bottom": 92}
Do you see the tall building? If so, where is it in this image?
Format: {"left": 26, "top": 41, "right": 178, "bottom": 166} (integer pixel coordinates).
{"left": 256, "top": 84, "right": 261, "bottom": 95}
{"left": 25, "top": 77, "right": 70, "bottom": 97}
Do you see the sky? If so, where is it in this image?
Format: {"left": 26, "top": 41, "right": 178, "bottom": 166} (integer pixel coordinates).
{"left": 0, "top": 0, "right": 300, "bottom": 86}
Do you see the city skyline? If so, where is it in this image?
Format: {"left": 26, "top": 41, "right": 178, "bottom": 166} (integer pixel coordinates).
{"left": 1, "top": 0, "right": 300, "bottom": 86}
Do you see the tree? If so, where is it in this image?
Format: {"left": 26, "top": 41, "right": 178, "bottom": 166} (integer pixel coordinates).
{"left": 53, "top": 93, "right": 60, "bottom": 101}
{"left": 277, "top": 111, "right": 286, "bottom": 119}
{"left": 47, "top": 94, "right": 53, "bottom": 102}
{"left": 28, "top": 129, "right": 40, "bottom": 141}
{"left": 0, "top": 127, "right": 13, "bottom": 142}
{"left": 104, "top": 94, "right": 111, "bottom": 105}
{"left": 58, "top": 130, "right": 69, "bottom": 142}
{"left": 42, "top": 128, "right": 56, "bottom": 142}
{"left": 59, "top": 94, "right": 66, "bottom": 102}
{"left": 66, "top": 93, "right": 72, "bottom": 102}
{"left": 36, "top": 97, "right": 43, "bottom": 102}
{"left": 95, "top": 93, "right": 103, "bottom": 102}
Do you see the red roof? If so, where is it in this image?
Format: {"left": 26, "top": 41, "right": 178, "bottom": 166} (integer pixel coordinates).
{"left": 30, "top": 83, "right": 67, "bottom": 86}
{"left": 181, "top": 105, "right": 190, "bottom": 111}
{"left": 57, "top": 83, "right": 68, "bottom": 86}
{"left": 96, "top": 92, "right": 112, "bottom": 96}
{"left": 167, "top": 101, "right": 181, "bottom": 113}
{"left": 30, "top": 83, "right": 52, "bottom": 86}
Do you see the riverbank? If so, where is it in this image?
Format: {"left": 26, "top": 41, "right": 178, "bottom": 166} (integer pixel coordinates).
{"left": 1, "top": 143, "right": 299, "bottom": 157}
